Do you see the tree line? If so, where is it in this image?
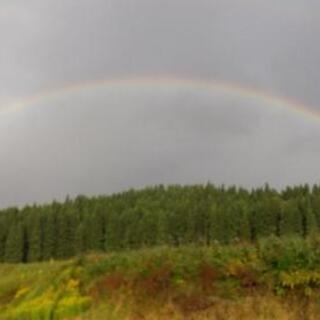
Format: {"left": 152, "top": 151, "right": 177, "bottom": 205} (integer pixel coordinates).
{"left": 1, "top": 183, "right": 320, "bottom": 263}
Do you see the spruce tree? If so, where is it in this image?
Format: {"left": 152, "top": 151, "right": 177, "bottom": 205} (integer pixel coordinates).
{"left": 280, "top": 199, "right": 302, "bottom": 236}
{"left": 42, "top": 208, "right": 57, "bottom": 260}
{"left": 4, "top": 223, "right": 25, "bottom": 263}
{"left": 27, "top": 214, "right": 43, "bottom": 262}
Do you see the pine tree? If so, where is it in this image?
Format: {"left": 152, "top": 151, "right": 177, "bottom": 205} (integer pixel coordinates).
{"left": 280, "top": 199, "right": 302, "bottom": 236}
{"left": 0, "top": 219, "right": 7, "bottom": 262}
{"left": 56, "top": 207, "right": 76, "bottom": 259}
{"left": 42, "top": 208, "right": 58, "bottom": 260}
{"left": 27, "top": 213, "right": 43, "bottom": 262}
{"left": 74, "top": 223, "right": 86, "bottom": 254}
{"left": 298, "top": 197, "right": 318, "bottom": 237}
{"left": 4, "top": 222, "right": 25, "bottom": 263}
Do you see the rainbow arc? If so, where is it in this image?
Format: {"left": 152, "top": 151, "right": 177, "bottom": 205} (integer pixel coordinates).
{"left": 0, "top": 76, "right": 319, "bottom": 123}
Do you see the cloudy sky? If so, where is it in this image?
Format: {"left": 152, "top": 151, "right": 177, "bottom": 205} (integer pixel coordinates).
{"left": 1, "top": 0, "right": 320, "bottom": 207}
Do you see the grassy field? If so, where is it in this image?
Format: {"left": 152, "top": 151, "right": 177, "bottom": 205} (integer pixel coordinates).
{"left": 1, "top": 237, "right": 320, "bottom": 319}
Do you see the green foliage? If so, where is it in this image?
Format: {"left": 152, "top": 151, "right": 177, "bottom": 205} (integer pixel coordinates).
{"left": 4, "top": 222, "right": 25, "bottom": 263}
{"left": 0, "top": 261, "right": 91, "bottom": 320}
{"left": 26, "top": 211, "right": 43, "bottom": 262}
{"left": 258, "top": 235, "right": 320, "bottom": 271}
{"left": 0, "top": 184, "right": 320, "bottom": 263}
{"left": 2, "top": 241, "right": 320, "bottom": 319}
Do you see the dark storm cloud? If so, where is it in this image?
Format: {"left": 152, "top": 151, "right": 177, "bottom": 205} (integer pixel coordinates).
{"left": 1, "top": 0, "right": 320, "bottom": 207}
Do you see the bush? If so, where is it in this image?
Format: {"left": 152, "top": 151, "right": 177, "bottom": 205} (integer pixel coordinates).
{"left": 258, "top": 236, "right": 318, "bottom": 271}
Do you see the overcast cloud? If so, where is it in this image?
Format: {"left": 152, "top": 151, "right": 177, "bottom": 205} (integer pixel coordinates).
{"left": 1, "top": 0, "right": 320, "bottom": 207}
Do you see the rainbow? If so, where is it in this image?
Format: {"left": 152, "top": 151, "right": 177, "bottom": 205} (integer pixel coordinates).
{"left": 1, "top": 75, "right": 320, "bottom": 123}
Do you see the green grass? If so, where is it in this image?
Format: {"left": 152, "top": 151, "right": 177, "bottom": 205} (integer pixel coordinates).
{"left": 2, "top": 237, "right": 320, "bottom": 319}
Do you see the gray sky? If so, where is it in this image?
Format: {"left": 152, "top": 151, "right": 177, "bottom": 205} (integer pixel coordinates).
{"left": 1, "top": 0, "right": 320, "bottom": 207}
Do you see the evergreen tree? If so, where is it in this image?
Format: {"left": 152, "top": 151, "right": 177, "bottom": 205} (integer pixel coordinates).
{"left": 0, "top": 183, "right": 320, "bottom": 263}
{"left": 26, "top": 213, "right": 43, "bottom": 262}
{"left": 42, "top": 208, "right": 57, "bottom": 260}
{"left": 280, "top": 200, "right": 302, "bottom": 236}
{"left": 4, "top": 223, "right": 25, "bottom": 263}
{"left": 74, "top": 223, "right": 86, "bottom": 254}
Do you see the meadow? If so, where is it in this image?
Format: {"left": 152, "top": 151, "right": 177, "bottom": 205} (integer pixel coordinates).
{"left": 2, "top": 236, "right": 320, "bottom": 319}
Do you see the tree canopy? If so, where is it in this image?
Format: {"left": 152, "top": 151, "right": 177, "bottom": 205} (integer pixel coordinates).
{"left": 0, "top": 183, "right": 320, "bottom": 263}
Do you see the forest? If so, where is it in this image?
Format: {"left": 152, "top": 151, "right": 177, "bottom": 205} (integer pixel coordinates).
{"left": 1, "top": 183, "right": 320, "bottom": 264}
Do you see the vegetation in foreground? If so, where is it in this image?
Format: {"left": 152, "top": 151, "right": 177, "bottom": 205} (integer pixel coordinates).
{"left": 2, "top": 237, "right": 320, "bottom": 319}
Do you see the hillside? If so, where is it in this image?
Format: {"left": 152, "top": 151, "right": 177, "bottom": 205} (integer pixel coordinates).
{"left": 2, "top": 240, "right": 320, "bottom": 319}
{"left": 1, "top": 184, "right": 320, "bottom": 319}
{"left": 1, "top": 184, "right": 320, "bottom": 263}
